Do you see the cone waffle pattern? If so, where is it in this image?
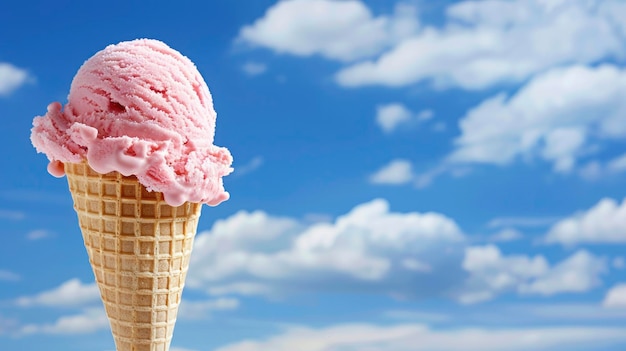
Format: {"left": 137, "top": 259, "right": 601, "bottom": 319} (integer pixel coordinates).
{"left": 65, "top": 162, "right": 201, "bottom": 351}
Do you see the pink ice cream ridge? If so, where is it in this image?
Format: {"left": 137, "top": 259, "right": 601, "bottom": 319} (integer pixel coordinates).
{"left": 31, "top": 39, "right": 233, "bottom": 207}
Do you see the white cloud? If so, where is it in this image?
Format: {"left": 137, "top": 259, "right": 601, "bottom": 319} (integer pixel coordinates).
{"left": 0, "top": 63, "right": 30, "bottom": 96}
{"left": 489, "top": 228, "right": 523, "bottom": 242}
{"left": 369, "top": 159, "right": 414, "bottom": 185}
{"left": 603, "top": 284, "right": 626, "bottom": 308}
{"left": 235, "top": 156, "right": 264, "bottom": 176}
{"left": 579, "top": 152, "right": 626, "bottom": 180}
{"left": 16, "top": 278, "right": 99, "bottom": 307}
{"left": 178, "top": 297, "right": 240, "bottom": 320}
{"left": 448, "top": 65, "right": 626, "bottom": 172}
{"left": 214, "top": 323, "right": 626, "bottom": 351}
{"left": 188, "top": 199, "right": 465, "bottom": 298}
{"left": 459, "top": 245, "right": 606, "bottom": 303}
{"left": 545, "top": 197, "right": 626, "bottom": 245}
{"left": 376, "top": 103, "right": 412, "bottom": 133}
{"left": 336, "top": 0, "right": 625, "bottom": 89}
{"left": 185, "top": 200, "right": 612, "bottom": 303}
{"left": 0, "top": 270, "right": 20, "bottom": 282}
{"left": 16, "top": 289, "right": 238, "bottom": 335}
{"left": 237, "top": 0, "right": 418, "bottom": 62}
{"left": 519, "top": 251, "right": 607, "bottom": 295}
{"left": 242, "top": 62, "right": 267, "bottom": 76}
{"left": 541, "top": 128, "right": 586, "bottom": 172}
{"left": 459, "top": 245, "right": 548, "bottom": 304}
{"left": 375, "top": 103, "right": 433, "bottom": 133}
{"left": 20, "top": 307, "right": 108, "bottom": 335}
{"left": 613, "top": 257, "right": 625, "bottom": 269}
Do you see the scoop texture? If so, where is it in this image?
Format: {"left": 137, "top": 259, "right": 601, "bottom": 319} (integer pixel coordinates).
{"left": 31, "top": 39, "right": 233, "bottom": 206}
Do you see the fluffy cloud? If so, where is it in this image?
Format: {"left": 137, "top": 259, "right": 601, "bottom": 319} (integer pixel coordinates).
{"left": 187, "top": 199, "right": 465, "bottom": 298}
{"left": 369, "top": 159, "right": 414, "bottom": 185}
{"left": 459, "top": 245, "right": 548, "bottom": 303}
{"left": 237, "top": 0, "right": 418, "bottom": 62}
{"left": 375, "top": 103, "right": 433, "bottom": 133}
{"left": 444, "top": 71, "right": 626, "bottom": 180}
{"left": 0, "top": 63, "right": 30, "bottom": 96}
{"left": 336, "top": 0, "right": 625, "bottom": 89}
{"left": 545, "top": 197, "right": 626, "bottom": 245}
{"left": 376, "top": 103, "right": 412, "bottom": 133}
{"left": 19, "top": 308, "right": 108, "bottom": 335}
{"left": 16, "top": 279, "right": 99, "bottom": 307}
{"left": 448, "top": 65, "right": 626, "bottom": 171}
{"left": 459, "top": 245, "right": 606, "bottom": 303}
{"left": 239, "top": 0, "right": 626, "bottom": 185}
{"left": 603, "top": 284, "right": 626, "bottom": 308}
{"left": 214, "top": 323, "right": 626, "bottom": 351}
{"left": 519, "top": 251, "right": 607, "bottom": 295}
{"left": 189, "top": 200, "right": 611, "bottom": 302}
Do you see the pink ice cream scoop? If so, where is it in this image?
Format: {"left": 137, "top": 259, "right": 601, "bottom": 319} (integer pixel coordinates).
{"left": 31, "top": 39, "right": 233, "bottom": 206}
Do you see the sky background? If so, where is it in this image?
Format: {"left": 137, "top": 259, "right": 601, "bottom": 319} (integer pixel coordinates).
{"left": 1, "top": 0, "right": 626, "bottom": 350}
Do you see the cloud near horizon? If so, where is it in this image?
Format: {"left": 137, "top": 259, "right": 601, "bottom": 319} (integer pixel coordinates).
{"left": 187, "top": 198, "right": 467, "bottom": 299}
{"left": 215, "top": 322, "right": 626, "bottom": 351}
{"left": 185, "top": 199, "right": 612, "bottom": 305}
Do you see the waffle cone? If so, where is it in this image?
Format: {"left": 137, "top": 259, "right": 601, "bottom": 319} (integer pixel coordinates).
{"left": 65, "top": 162, "right": 201, "bottom": 351}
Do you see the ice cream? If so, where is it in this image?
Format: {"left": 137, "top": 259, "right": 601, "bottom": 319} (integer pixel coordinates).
{"left": 31, "top": 38, "right": 232, "bottom": 207}
{"left": 30, "top": 39, "right": 232, "bottom": 351}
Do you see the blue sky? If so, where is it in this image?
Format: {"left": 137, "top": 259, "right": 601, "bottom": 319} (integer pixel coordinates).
{"left": 1, "top": 0, "right": 626, "bottom": 350}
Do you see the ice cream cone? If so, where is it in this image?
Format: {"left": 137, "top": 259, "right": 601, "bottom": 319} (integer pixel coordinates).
{"left": 64, "top": 161, "right": 201, "bottom": 351}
